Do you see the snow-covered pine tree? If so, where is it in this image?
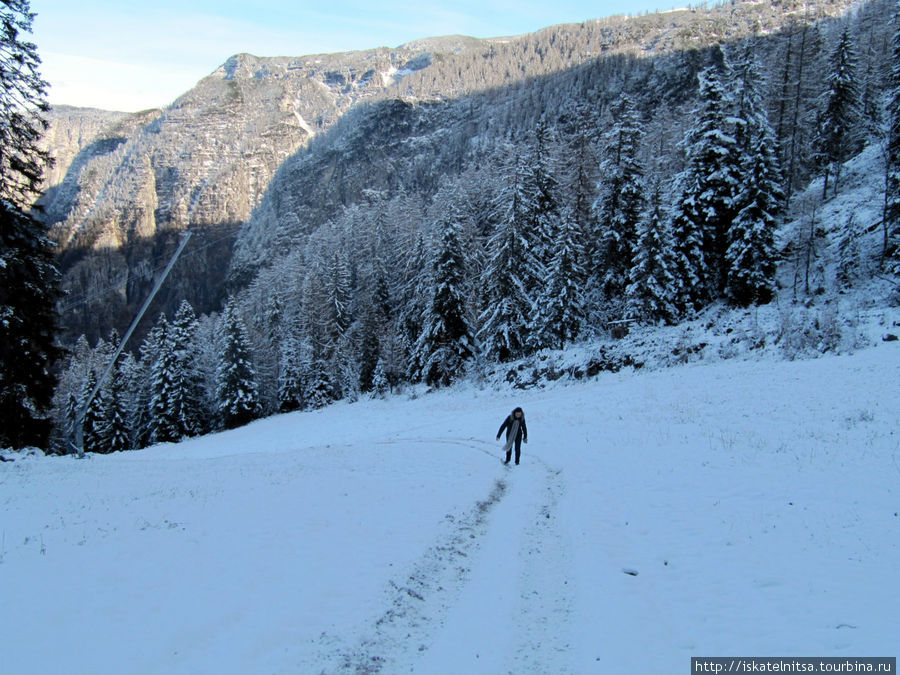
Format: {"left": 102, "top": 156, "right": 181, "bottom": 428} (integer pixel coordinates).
{"left": 325, "top": 250, "right": 353, "bottom": 350}
{"left": 358, "top": 212, "right": 404, "bottom": 392}
{"left": 330, "top": 332, "right": 360, "bottom": 402}
{"left": 625, "top": 184, "right": 677, "bottom": 324}
{"left": 726, "top": 43, "right": 784, "bottom": 307}
{"left": 305, "top": 351, "right": 334, "bottom": 410}
{"left": 372, "top": 357, "right": 390, "bottom": 397}
{"left": 376, "top": 329, "right": 405, "bottom": 394}
{"left": 560, "top": 100, "right": 599, "bottom": 238}
{"left": 477, "top": 156, "right": 543, "bottom": 362}
{"left": 169, "top": 301, "right": 205, "bottom": 438}
{"left": 400, "top": 231, "right": 430, "bottom": 382}
{"left": 859, "top": 42, "right": 884, "bottom": 140}
{"left": 80, "top": 370, "right": 106, "bottom": 454}
{"left": 148, "top": 313, "right": 180, "bottom": 444}
{"left": 132, "top": 326, "right": 161, "bottom": 449}
{"left": 592, "top": 94, "right": 647, "bottom": 306}
{"left": 277, "top": 329, "right": 310, "bottom": 413}
{"left": 49, "top": 334, "right": 92, "bottom": 452}
{"left": 244, "top": 288, "right": 285, "bottom": 416}
{"left": 0, "top": 0, "right": 61, "bottom": 448}
{"left": 215, "top": 299, "right": 261, "bottom": 430}
{"left": 103, "top": 361, "right": 132, "bottom": 452}
{"left": 412, "top": 204, "right": 476, "bottom": 387}
{"left": 193, "top": 313, "right": 221, "bottom": 429}
{"left": 99, "top": 330, "right": 132, "bottom": 452}
{"left": 525, "top": 119, "right": 561, "bottom": 273}
{"left": 726, "top": 142, "right": 782, "bottom": 307}
{"left": 356, "top": 218, "right": 395, "bottom": 392}
{"left": 118, "top": 351, "right": 142, "bottom": 449}
{"left": 670, "top": 165, "right": 710, "bottom": 316}
{"left": 885, "top": 0, "right": 900, "bottom": 273}
{"left": 357, "top": 297, "right": 383, "bottom": 394}
{"left": 63, "top": 393, "right": 78, "bottom": 450}
{"left": 814, "top": 28, "right": 861, "bottom": 199}
{"left": 673, "top": 54, "right": 743, "bottom": 304}
{"left": 534, "top": 207, "right": 587, "bottom": 349}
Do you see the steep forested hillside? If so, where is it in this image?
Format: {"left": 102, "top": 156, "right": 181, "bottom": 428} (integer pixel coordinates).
{"left": 43, "top": 0, "right": 900, "bottom": 454}
{"left": 43, "top": 0, "right": 859, "bottom": 342}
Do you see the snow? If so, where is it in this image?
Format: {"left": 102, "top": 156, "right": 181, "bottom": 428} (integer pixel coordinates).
{"left": 292, "top": 104, "right": 316, "bottom": 138}
{"left": 2, "top": 341, "right": 898, "bottom": 673}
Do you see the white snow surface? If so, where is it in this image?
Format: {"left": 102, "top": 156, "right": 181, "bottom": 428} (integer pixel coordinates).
{"left": 2, "top": 342, "right": 899, "bottom": 673}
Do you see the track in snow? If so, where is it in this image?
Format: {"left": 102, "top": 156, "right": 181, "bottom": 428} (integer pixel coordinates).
{"left": 313, "top": 438, "right": 575, "bottom": 674}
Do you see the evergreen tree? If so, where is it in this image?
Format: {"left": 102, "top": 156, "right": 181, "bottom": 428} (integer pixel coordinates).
{"left": 592, "top": 95, "right": 647, "bottom": 305}
{"left": 477, "top": 159, "right": 542, "bottom": 362}
{"left": 814, "top": 29, "right": 861, "bottom": 199}
{"left": 560, "top": 101, "right": 599, "bottom": 237}
{"left": 330, "top": 332, "right": 360, "bottom": 402}
{"left": 356, "top": 222, "right": 395, "bottom": 392}
{"left": 534, "top": 208, "right": 587, "bottom": 349}
{"left": 324, "top": 250, "right": 353, "bottom": 350}
{"left": 0, "top": 0, "right": 51, "bottom": 203}
{"left": 372, "top": 357, "right": 390, "bottom": 397}
{"left": 63, "top": 393, "right": 78, "bottom": 450}
{"left": 524, "top": 119, "right": 561, "bottom": 272}
{"left": 0, "top": 1, "right": 61, "bottom": 448}
{"left": 357, "top": 299, "right": 383, "bottom": 394}
{"left": 726, "top": 43, "right": 785, "bottom": 307}
{"left": 169, "top": 301, "right": 205, "bottom": 437}
{"left": 376, "top": 329, "right": 405, "bottom": 394}
{"left": 669, "top": 171, "right": 708, "bottom": 316}
{"left": 118, "top": 352, "right": 142, "bottom": 449}
{"left": 80, "top": 371, "right": 106, "bottom": 454}
{"left": 725, "top": 145, "right": 781, "bottom": 306}
{"left": 305, "top": 351, "right": 334, "bottom": 410}
{"left": 885, "top": 1, "right": 900, "bottom": 272}
{"left": 277, "top": 330, "right": 310, "bottom": 412}
{"left": 133, "top": 326, "right": 162, "bottom": 449}
{"left": 99, "top": 330, "right": 131, "bottom": 452}
{"left": 246, "top": 289, "right": 285, "bottom": 416}
{"left": 413, "top": 206, "right": 476, "bottom": 387}
{"left": 216, "top": 299, "right": 261, "bottom": 430}
{"left": 672, "top": 55, "right": 743, "bottom": 306}
{"left": 626, "top": 186, "right": 677, "bottom": 324}
{"left": 859, "top": 43, "right": 884, "bottom": 140}
{"left": 148, "top": 313, "right": 180, "bottom": 444}
{"left": 400, "top": 231, "right": 430, "bottom": 381}
{"left": 103, "top": 355, "right": 132, "bottom": 452}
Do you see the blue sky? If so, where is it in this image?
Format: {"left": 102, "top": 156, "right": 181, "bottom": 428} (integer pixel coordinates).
{"left": 31, "top": 0, "right": 692, "bottom": 112}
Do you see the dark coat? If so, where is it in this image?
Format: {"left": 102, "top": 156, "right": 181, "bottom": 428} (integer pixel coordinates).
{"left": 497, "top": 408, "right": 527, "bottom": 443}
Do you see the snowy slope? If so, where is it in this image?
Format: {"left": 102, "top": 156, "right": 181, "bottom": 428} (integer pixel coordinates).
{"left": 2, "top": 341, "right": 898, "bottom": 673}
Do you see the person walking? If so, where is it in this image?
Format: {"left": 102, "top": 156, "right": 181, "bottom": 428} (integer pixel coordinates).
{"left": 496, "top": 407, "right": 528, "bottom": 465}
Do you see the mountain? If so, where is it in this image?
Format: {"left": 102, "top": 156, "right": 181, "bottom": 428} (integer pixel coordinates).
{"left": 39, "top": 44, "right": 465, "bottom": 339}
{"left": 39, "top": 0, "right": 861, "bottom": 343}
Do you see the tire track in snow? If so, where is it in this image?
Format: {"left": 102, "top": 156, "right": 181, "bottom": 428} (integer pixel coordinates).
{"left": 510, "top": 461, "right": 575, "bottom": 673}
{"left": 402, "top": 447, "right": 575, "bottom": 673}
{"left": 314, "top": 438, "right": 575, "bottom": 673}
{"left": 314, "top": 437, "right": 509, "bottom": 673}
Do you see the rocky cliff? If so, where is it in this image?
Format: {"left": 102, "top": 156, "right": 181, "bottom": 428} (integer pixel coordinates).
{"left": 41, "top": 45, "right": 456, "bottom": 340}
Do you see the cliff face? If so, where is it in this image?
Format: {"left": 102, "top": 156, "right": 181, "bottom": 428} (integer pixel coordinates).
{"left": 40, "top": 47, "right": 447, "bottom": 340}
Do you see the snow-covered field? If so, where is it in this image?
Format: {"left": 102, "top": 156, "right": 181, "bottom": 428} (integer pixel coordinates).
{"left": 2, "top": 339, "right": 898, "bottom": 673}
